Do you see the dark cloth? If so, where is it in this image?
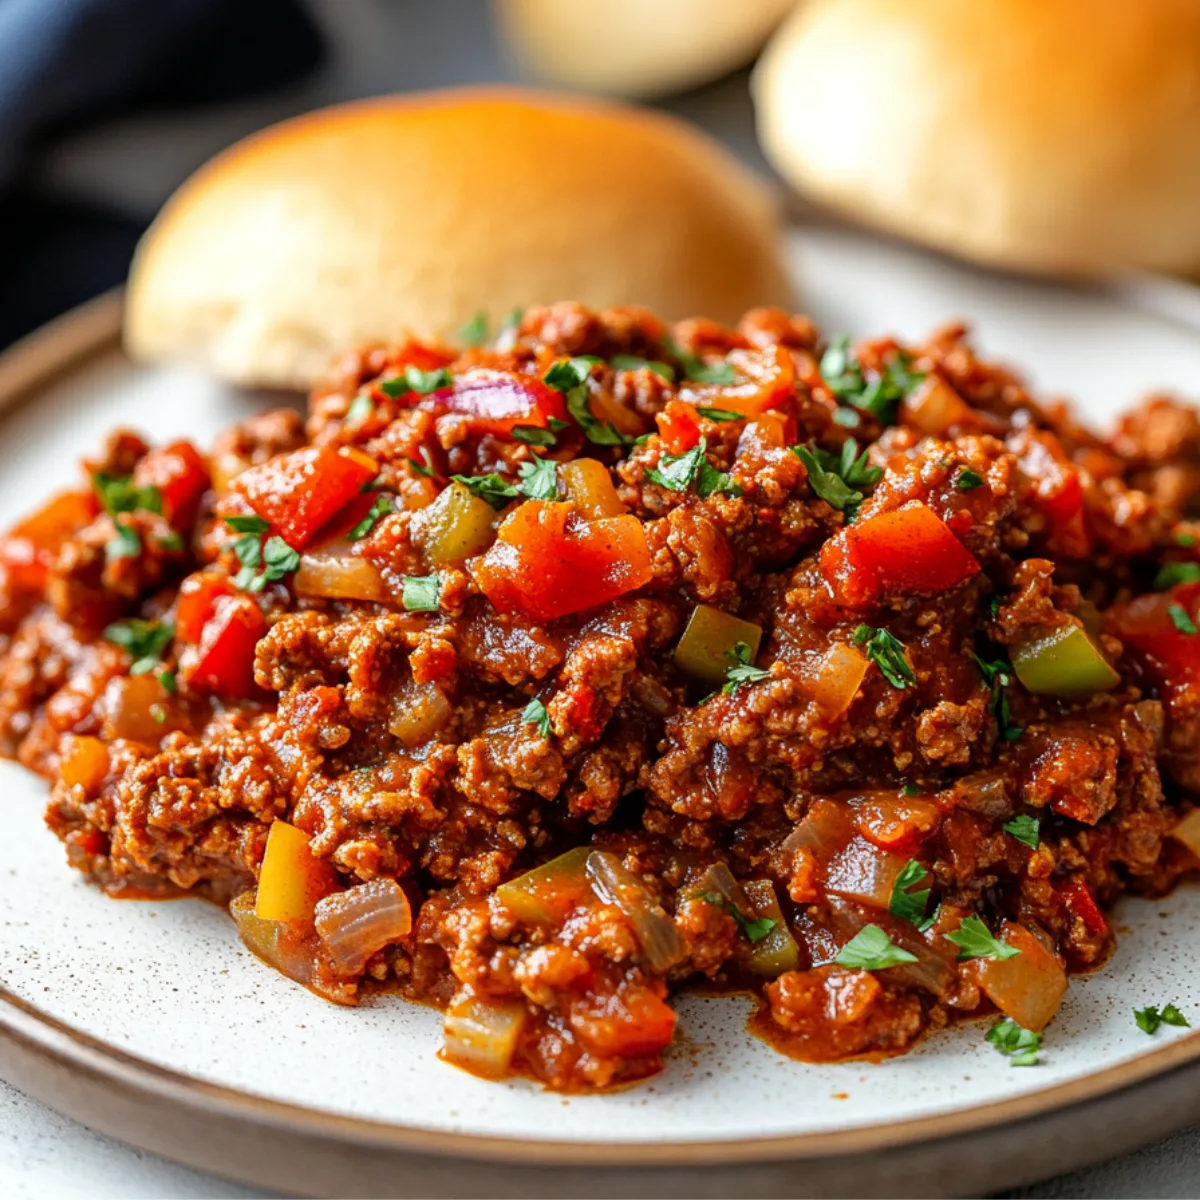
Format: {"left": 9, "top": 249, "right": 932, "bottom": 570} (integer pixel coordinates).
{"left": 0, "top": 0, "right": 324, "bottom": 347}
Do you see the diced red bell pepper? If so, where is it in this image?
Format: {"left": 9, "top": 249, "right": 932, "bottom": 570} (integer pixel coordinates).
{"left": 679, "top": 345, "right": 796, "bottom": 417}
{"left": 474, "top": 501, "right": 653, "bottom": 622}
{"left": 132, "top": 440, "right": 209, "bottom": 527}
{"left": 0, "top": 489, "right": 98, "bottom": 591}
{"left": 431, "top": 368, "right": 568, "bottom": 436}
{"left": 186, "top": 593, "right": 267, "bottom": 699}
{"left": 655, "top": 400, "right": 702, "bottom": 455}
{"left": 567, "top": 978, "right": 677, "bottom": 1059}
{"left": 235, "top": 446, "right": 377, "bottom": 549}
{"left": 1060, "top": 878, "right": 1107, "bottom": 937}
{"left": 1108, "top": 582, "right": 1200, "bottom": 701}
{"left": 175, "top": 571, "right": 236, "bottom": 644}
{"left": 821, "top": 501, "right": 981, "bottom": 608}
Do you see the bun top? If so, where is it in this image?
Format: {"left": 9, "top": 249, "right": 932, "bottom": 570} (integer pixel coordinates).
{"left": 755, "top": 0, "right": 1200, "bottom": 277}
{"left": 494, "top": 0, "right": 797, "bottom": 99}
{"left": 125, "top": 88, "right": 793, "bottom": 390}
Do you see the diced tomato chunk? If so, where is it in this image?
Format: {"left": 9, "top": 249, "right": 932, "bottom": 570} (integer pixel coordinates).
{"left": 1060, "top": 878, "right": 1108, "bottom": 937}
{"left": 186, "top": 593, "right": 267, "bottom": 699}
{"left": 433, "top": 368, "right": 568, "bottom": 436}
{"left": 1108, "top": 582, "right": 1200, "bottom": 701}
{"left": 678, "top": 345, "right": 796, "bottom": 417}
{"left": 0, "top": 489, "right": 98, "bottom": 591}
{"left": 235, "top": 446, "right": 377, "bottom": 549}
{"left": 175, "top": 572, "right": 236, "bottom": 644}
{"left": 567, "top": 979, "right": 677, "bottom": 1058}
{"left": 474, "top": 501, "right": 653, "bottom": 622}
{"left": 821, "top": 501, "right": 981, "bottom": 607}
{"left": 133, "top": 440, "right": 209, "bottom": 526}
{"left": 655, "top": 400, "right": 702, "bottom": 455}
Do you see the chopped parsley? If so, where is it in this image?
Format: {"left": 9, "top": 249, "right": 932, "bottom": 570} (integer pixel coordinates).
{"left": 518, "top": 455, "right": 559, "bottom": 501}
{"left": 853, "top": 625, "right": 915, "bottom": 689}
{"left": 521, "top": 697, "right": 551, "bottom": 738}
{"left": 819, "top": 335, "right": 923, "bottom": 426}
{"left": 792, "top": 439, "right": 881, "bottom": 520}
{"left": 543, "top": 357, "right": 632, "bottom": 447}
{"left": 106, "top": 520, "right": 141, "bottom": 562}
{"left": 348, "top": 494, "right": 394, "bottom": 541}
{"left": 408, "top": 448, "right": 436, "bottom": 477}
{"left": 512, "top": 425, "right": 557, "bottom": 448}
{"left": 458, "top": 311, "right": 489, "bottom": 346}
{"left": 889, "top": 860, "right": 932, "bottom": 927}
{"left": 92, "top": 471, "right": 162, "bottom": 518}
{"left": 1003, "top": 813, "right": 1040, "bottom": 849}
{"left": 103, "top": 619, "right": 174, "bottom": 675}
{"left": 223, "top": 515, "right": 270, "bottom": 534}
{"left": 1134, "top": 1004, "right": 1190, "bottom": 1035}
{"left": 157, "top": 670, "right": 177, "bottom": 693}
{"left": 401, "top": 574, "right": 440, "bottom": 612}
{"left": 973, "top": 653, "right": 1023, "bottom": 742}
{"left": 346, "top": 392, "right": 374, "bottom": 424}
{"left": 232, "top": 533, "right": 299, "bottom": 592}
{"left": 1176, "top": 532, "right": 1196, "bottom": 547}
{"left": 1169, "top": 602, "right": 1198, "bottom": 635}
{"left": 694, "top": 891, "right": 775, "bottom": 942}
{"left": 1154, "top": 561, "right": 1200, "bottom": 590}
{"left": 956, "top": 468, "right": 985, "bottom": 491}
{"left": 378, "top": 365, "right": 452, "bottom": 399}
{"left": 901, "top": 783, "right": 922, "bottom": 797}
{"left": 945, "top": 915, "right": 1020, "bottom": 961}
{"left": 646, "top": 437, "right": 740, "bottom": 497}
{"left": 499, "top": 307, "right": 524, "bottom": 336}
{"left": 666, "top": 338, "right": 738, "bottom": 385}
{"left": 987, "top": 1019, "right": 1041, "bottom": 1066}
{"left": 451, "top": 472, "right": 520, "bottom": 509}
{"left": 611, "top": 354, "right": 675, "bottom": 381}
{"left": 833, "top": 924, "right": 918, "bottom": 971}
{"left": 722, "top": 641, "right": 771, "bottom": 695}
{"left": 695, "top": 406, "right": 743, "bottom": 422}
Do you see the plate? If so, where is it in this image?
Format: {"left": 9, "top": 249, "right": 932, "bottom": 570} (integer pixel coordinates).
{"left": 3, "top": 230, "right": 1200, "bottom": 1198}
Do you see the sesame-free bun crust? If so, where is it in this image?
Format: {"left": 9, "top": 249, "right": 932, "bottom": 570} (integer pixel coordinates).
{"left": 754, "top": 0, "right": 1200, "bottom": 278}
{"left": 126, "top": 88, "right": 793, "bottom": 390}
{"left": 494, "top": 0, "right": 797, "bottom": 99}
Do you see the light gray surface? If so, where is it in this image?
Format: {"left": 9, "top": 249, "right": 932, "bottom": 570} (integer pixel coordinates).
{"left": 9, "top": 1, "right": 1200, "bottom": 1196}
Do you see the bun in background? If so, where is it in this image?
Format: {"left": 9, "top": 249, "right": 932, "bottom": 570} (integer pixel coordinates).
{"left": 126, "top": 88, "right": 793, "bottom": 390}
{"left": 755, "top": 0, "right": 1200, "bottom": 277}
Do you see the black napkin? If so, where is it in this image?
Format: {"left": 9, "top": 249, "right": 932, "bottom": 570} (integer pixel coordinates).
{"left": 0, "top": 0, "right": 324, "bottom": 348}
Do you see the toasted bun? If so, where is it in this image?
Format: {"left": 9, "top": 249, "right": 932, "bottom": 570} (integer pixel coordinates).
{"left": 755, "top": 0, "right": 1200, "bottom": 277}
{"left": 493, "top": 0, "right": 797, "bottom": 99}
{"left": 125, "top": 88, "right": 793, "bottom": 390}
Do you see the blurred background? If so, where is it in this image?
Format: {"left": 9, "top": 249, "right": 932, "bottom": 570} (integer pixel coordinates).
{"left": 0, "top": 0, "right": 796, "bottom": 351}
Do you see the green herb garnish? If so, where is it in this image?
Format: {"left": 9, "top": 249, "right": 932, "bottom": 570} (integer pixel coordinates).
{"left": 987, "top": 1019, "right": 1041, "bottom": 1066}
{"left": 819, "top": 336, "right": 922, "bottom": 426}
{"left": 973, "top": 653, "right": 1023, "bottom": 742}
{"left": 106, "top": 520, "right": 141, "bottom": 562}
{"left": 518, "top": 456, "right": 559, "bottom": 501}
{"left": 401, "top": 574, "right": 440, "bottom": 612}
{"left": 611, "top": 354, "right": 675, "bottom": 381}
{"left": 543, "top": 358, "right": 631, "bottom": 447}
{"left": 378, "top": 365, "right": 452, "bottom": 399}
{"left": 792, "top": 439, "right": 881, "bottom": 520}
{"left": 512, "top": 426, "right": 557, "bottom": 448}
{"left": 646, "top": 437, "right": 740, "bottom": 497}
{"left": 103, "top": 619, "right": 174, "bottom": 675}
{"left": 694, "top": 891, "right": 775, "bottom": 942}
{"left": 853, "top": 625, "right": 915, "bottom": 689}
{"left": 92, "top": 471, "right": 162, "bottom": 518}
{"left": 1003, "top": 813, "right": 1040, "bottom": 849}
{"left": 451, "top": 472, "right": 521, "bottom": 510}
{"left": 346, "top": 392, "right": 374, "bottom": 424}
{"left": 1134, "top": 1003, "right": 1190, "bottom": 1035}
{"left": 232, "top": 534, "right": 299, "bottom": 593}
{"left": 695, "top": 406, "right": 743, "bottom": 421}
{"left": 522, "top": 697, "right": 551, "bottom": 738}
{"left": 956, "top": 468, "right": 985, "bottom": 491}
{"left": 1154, "top": 562, "right": 1200, "bottom": 590}
{"left": 722, "top": 641, "right": 771, "bottom": 695}
{"left": 1169, "top": 602, "right": 1198, "bottom": 635}
{"left": 889, "top": 860, "right": 932, "bottom": 927}
{"left": 348, "top": 494, "right": 394, "bottom": 541}
{"left": 459, "top": 312, "right": 489, "bottom": 346}
{"left": 945, "top": 915, "right": 1020, "bottom": 961}
{"left": 833, "top": 924, "right": 919, "bottom": 971}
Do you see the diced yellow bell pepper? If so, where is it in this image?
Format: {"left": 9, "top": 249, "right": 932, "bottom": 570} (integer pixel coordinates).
{"left": 559, "top": 459, "right": 627, "bottom": 519}
{"left": 674, "top": 604, "right": 763, "bottom": 685}
{"left": 412, "top": 480, "right": 499, "bottom": 564}
{"left": 1011, "top": 622, "right": 1120, "bottom": 695}
{"left": 740, "top": 878, "right": 801, "bottom": 977}
{"left": 255, "top": 819, "right": 338, "bottom": 923}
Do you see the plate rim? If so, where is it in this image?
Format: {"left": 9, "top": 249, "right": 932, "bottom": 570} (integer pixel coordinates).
{"left": 2, "top": 278, "right": 1200, "bottom": 1173}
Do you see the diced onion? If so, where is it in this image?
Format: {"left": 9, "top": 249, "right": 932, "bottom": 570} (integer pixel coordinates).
{"left": 824, "top": 836, "right": 909, "bottom": 909}
{"left": 801, "top": 643, "right": 870, "bottom": 716}
{"left": 902, "top": 375, "right": 975, "bottom": 436}
{"left": 314, "top": 878, "right": 412, "bottom": 976}
{"left": 442, "top": 990, "right": 527, "bottom": 1078}
{"left": 780, "top": 798, "right": 854, "bottom": 859}
{"left": 976, "top": 922, "right": 1067, "bottom": 1031}
{"left": 1171, "top": 808, "right": 1200, "bottom": 860}
{"left": 586, "top": 850, "right": 684, "bottom": 972}
{"left": 388, "top": 680, "right": 451, "bottom": 746}
{"left": 295, "top": 540, "right": 387, "bottom": 602}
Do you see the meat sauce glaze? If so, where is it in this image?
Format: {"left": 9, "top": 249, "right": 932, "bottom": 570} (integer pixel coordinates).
{"left": 2, "top": 302, "right": 1199, "bottom": 1089}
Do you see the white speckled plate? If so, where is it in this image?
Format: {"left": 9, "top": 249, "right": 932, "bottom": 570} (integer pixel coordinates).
{"left": 3, "top": 229, "right": 1200, "bottom": 1198}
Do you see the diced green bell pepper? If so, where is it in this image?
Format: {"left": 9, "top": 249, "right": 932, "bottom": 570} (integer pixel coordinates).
{"left": 494, "top": 846, "right": 592, "bottom": 926}
{"left": 674, "top": 604, "right": 763, "bottom": 685}
{"left": 1011, "top": 622, "right": 1120, "bottom": 695}
{"left": 739, "top": 879, "right": 800, "bottom": 977}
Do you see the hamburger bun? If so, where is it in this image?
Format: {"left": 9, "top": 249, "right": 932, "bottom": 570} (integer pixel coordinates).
{"left": 493, "top": 0, "right": 797, "bottom": 99}
{"left": 125, "top": 88, "right": 793, "bottom": 390}
{"left": 754, "top": 0, "right": 1200, "bottom": 277}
